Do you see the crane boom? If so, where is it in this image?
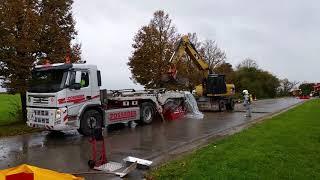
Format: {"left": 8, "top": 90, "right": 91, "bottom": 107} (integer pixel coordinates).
{"left": 168, "top": 35, "right": 210, "bottom": 79}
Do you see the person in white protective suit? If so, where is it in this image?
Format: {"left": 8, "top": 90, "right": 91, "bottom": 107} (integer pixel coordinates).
{"left": 243, "top": 90, "right": 252, "bottom": 117}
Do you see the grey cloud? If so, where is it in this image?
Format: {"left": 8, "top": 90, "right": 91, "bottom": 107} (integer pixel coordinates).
{"left": 1, "top": 0, "right": 318, "bottom": 92}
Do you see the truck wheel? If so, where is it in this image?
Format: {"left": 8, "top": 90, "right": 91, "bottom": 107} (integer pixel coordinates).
{"left": 78, "top": 110, "right": 102, "bottom": 136}
{"left": 218, "top": 100, "right": 226, "bottom": 112}
{"left": 226, "top": 99, "right": 235, "bottom": 111}
{"left": 88, "top": 160, "right": 95, "bottom": 169}
{"left": 140, "top": 102, "right": 155, "bottom": 124}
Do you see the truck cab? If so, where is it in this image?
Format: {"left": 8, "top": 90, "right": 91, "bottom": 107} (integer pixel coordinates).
{"left": 27, "top": 63, "right": 189, "bottom": 136}
{"left": 27, "top": 63, "right": 102, "bottom": 134}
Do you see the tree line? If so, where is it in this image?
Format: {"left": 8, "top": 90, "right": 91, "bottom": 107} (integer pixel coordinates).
{"left": 128, "top": 10, "right": 298, "bottom": 99}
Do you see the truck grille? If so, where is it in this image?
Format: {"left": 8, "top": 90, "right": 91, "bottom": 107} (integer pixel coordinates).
{"left": 33, "top": 110, "right": 50, "bottom": 124}
{"left": 33, "top": 97, "right": 49, "bottom": 105}
{"left": 34, "top": 117, "right": 49, "bottom": 124}
{"left": 34, "top": 110, "right": 49, "bottom": 116}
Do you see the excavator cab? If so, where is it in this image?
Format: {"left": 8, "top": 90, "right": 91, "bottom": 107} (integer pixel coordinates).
{"left": 205, "top": 74, "right": 227, "bottom": 95}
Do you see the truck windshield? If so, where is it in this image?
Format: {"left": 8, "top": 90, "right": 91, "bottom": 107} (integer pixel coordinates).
{"left": 28, "top": 70, "right": 68, "bottom": 93}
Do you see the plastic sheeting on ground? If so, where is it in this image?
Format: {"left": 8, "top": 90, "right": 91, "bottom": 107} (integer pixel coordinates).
{"left": 184, "top": 92, "right": 204, "bottom": 119}
{"left": 0, "top": 164, "right": 83, "bottom": 180}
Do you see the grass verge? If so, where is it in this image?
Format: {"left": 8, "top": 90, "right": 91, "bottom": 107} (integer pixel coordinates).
{"left": 0, "top": 93, "right": 20, "bottom": 125}
{"left": 149, "top": 99, "right": 320, "bottom": 179}
{"left": 0, "top": 93, "right": 41, "bottom": 137}
{"left": 0, "top": 121, "right": 41, "bottom": 138}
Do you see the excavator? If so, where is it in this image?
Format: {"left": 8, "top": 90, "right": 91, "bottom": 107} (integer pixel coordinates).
{"left": 166, "top": 35, "right": 235, "bottom": 111}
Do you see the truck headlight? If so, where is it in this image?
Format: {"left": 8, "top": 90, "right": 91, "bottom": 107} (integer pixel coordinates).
{"left": 56, "top": 109, "right": 62, "bottom": 119}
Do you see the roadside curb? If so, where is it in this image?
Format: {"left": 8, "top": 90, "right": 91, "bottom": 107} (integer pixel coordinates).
{"left": 145, "top": 99, "right": 307, "bottom": 169}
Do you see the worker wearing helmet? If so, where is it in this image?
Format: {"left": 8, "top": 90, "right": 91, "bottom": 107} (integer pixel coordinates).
{"left": 242, "top": 90, "right": 252, "bottom": 117}
{"left": 80, "top": 72, "right": 88, "bottom": 88}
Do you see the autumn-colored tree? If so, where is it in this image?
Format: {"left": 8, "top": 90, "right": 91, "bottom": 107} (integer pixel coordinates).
{"left": 37, "top": 0, "right": 79, "bottom": 63}
{"left": 0, "top": 0, "right": 80, "bottom": 120}
{"left": 128, "top": 10, "right": 178, "bottom": 89}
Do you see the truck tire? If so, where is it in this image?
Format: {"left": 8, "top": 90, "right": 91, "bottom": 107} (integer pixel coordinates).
{"left": 218, "top": 100, "right": 226, "bottom": 112}
{"left": 139, "top": 102, "right": 155, "bottom": 124}
{"left": 78, "top": 110, "right": 102, "bottom": 136}
{"left": 226, "top": 99, "right": 235, "bottom": 111}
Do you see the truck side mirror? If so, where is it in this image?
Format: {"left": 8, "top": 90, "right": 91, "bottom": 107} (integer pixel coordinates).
{"left": 75, "top": 71, "right": 82, "bottom": 84}
{"left": 97, "top": 70, "right": 102, "bottom": 86}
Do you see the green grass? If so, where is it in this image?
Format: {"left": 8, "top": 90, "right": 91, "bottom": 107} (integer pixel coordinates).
{"left": 0, "top": 93, "right": 40, "bottom": 137}
{"left": 0, "top": 93, "right": 21, "bottom": 125}
{"left": 150, "top": 99, "right": 320, "bottom": 179}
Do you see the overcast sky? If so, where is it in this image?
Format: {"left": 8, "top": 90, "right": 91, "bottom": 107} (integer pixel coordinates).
{"left": 72, "top": 0, "right": 320, "bottom": 90}
{"left": 1, "top": 0, "right": 319, "bottom": 92}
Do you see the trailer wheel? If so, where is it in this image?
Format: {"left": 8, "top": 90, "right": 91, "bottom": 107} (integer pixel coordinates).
{"left": 140, "top": 102, "right": 155, "bottom": 124}
{"left": 78, "top": 110, "right": 102, "bottom": 136}
{"left": 218, "top": 100, "right": 226, "bottom": 112}
{"left": 226, "top": 99, "right": 235, "bottom": 111}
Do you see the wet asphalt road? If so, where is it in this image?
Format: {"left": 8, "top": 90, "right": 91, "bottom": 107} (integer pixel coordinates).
{"left": 0, "top": 98, "right": 302, "bottom": 179}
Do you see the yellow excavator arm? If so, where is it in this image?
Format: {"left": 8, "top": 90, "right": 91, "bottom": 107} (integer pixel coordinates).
{"left": 168, "top": 35, "right": 210, "bottom": 79}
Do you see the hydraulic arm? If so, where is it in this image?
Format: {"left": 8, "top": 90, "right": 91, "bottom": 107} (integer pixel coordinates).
{"left": 168, "top": 35, "right": 210, "bottom": 80}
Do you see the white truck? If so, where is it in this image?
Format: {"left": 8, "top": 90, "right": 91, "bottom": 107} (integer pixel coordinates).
{"left": 26, "top": 62, "right": 188, "bottom": 136}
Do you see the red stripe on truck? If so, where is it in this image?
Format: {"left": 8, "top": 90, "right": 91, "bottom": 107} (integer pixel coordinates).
{"left": 58, "top": 95, "right": 100, "bottom": 104}
{"left": 58, "top": 98, "right": 66, "bottom": 104}
{"left": 92, "top": 95, "right": 100, "bottom": 99}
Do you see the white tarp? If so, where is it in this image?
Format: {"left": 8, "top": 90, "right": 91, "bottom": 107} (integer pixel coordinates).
{"left": 184, "top": 92, "right": 204, "bottom": 119}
